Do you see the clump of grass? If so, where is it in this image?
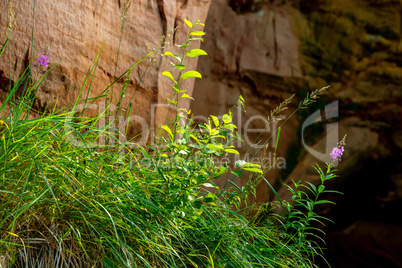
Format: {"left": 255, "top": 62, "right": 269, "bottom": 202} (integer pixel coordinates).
{"left": 0, "top": 14, "right": 344, "bottom": 268}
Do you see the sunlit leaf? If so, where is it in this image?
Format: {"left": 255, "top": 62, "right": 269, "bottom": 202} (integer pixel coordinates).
{"left": 222, "top": 113, "right": 232, "bottom": 124}
{"left": 210, "top": 128, "right": 219, "bottom": 136}
{"left": 174, "top": 64, "right": 186, "bottom": 71}
{"left": 184, "top": 19, "right": 193, "bottom": 28}
{"left": 243, "top": 163, "right": 260, "bottom": 168}
{"left": 180, "top": 93, "right": 193, "bottom": 100}
{"left": 210, "top": 115, "right": 219, "bottom": 127}
{"left": 224, "top": 123, "right": 236, "bottom": 131}
{"left": 180, "top": 108, "right": 191, "bottom": 114}
{"left": 164, "top": 51, "right": 181, "bottom": 61}
{"left": 160, "top": 125, "right": 173, "bottom": 138}
{"left": 173, "top": 85, "right": 182, "bottom": 92}
{"left": 162, "top": 71, "right": 176, "bottom": 83}
{"left": 190, "top": 31, "right": 206, "bottom": 36}
{"left": 188, "top": 38, "right": 204, "bottom": 42}
{"left": 181, "top": 70, "right": 202, "bottom": 79}
{"left": 224, "top": 148, "right": 239, "bottom": 155}
{"left": 167, "top": 98, "right": 177, "bottom": 104}
{"left": 186, "top": 49, "right": 207, "bottom": 57}
{"left": 206, "top": 144, "right": 223, "bottom": 151}
{"left": 244, "top": 167, "right": 263, "bottom": 174}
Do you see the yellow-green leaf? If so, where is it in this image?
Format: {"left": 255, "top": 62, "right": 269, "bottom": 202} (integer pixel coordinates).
{"left": 167, "top": 98, "right": 177, "bottom": 104}
{"left": 188, "top": 38, "right": 204, "bottom": 42}
{"left": 190, "top": 134, "right": 200, "bottom": 144}
{"left": 210, "top": 115, "right": 219, "bottom": 127}
{"left": 244, "top": 167, "right": 263, "bottom": 174}
{"left": 174, "top": 64, "right": 186, "bottom": 70}
{"left": 210, "top": 129, "right": 219, "bottom": 136}
{"left": 180, "top": 93, "right": 193, "bottom": 100}
{"left": 173, "top": 85, "right": 181, "bottom": 92}
{"left": 206, "top": 144, "right": 223, "bottom": 151}
{"left": 222, "top": 113, "right": 232, "bottom": 124}
{"left": 190, "top": 31, "right": 206, "bottom": 36}
{"left": 184, "top": 19, "right": 193, "bottom": 28}
{"left": 186, "top": 49, "right": 208, "bottom": 57}
{"left": 7, "top": 231, "right": 19, "bottom": 237}
{"left": 180, "top": 108, "right": 191, "bottom": 114}
{"left": 164, "top": 51, "right": 181, "bottom": 61}
{"left": 243, "top": 163, "right": 260, "bottom": 168}
{"left": 181, "top": 70, "right": 202, "bottom": 79}
{"left": 224, "top": 123, "right": 236, "bottom": 131}
{"left": 173, "top": 85, "right": 187, "bottom": 92}
{"left": 161, "top": 125, "right": 173, "bottom": 138}
{"left": 162, "top": 71, "right": 176, "bottom": 83}
{"left": 224, "top": 148, "right": 239, "bottom": 155}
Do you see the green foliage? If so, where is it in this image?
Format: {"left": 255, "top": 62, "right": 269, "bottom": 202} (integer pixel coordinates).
{"left": 0, "top": 17, "right": 343, "bottom": 268}
{"left": 158, "top": 22, "right": 263, "bottom": 215}
{"left": 0, "top": 39, "right": 8, "bottom": 57}
{"left": 277, "top": 164, "right": 343, "bottom": 261}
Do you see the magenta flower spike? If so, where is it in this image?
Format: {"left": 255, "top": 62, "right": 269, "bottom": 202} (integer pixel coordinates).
{"left": 38, "top": 54, "right": 49, "bottom": 68}
{"left": 330, "top": 146, "right": 344, "bottom": 161}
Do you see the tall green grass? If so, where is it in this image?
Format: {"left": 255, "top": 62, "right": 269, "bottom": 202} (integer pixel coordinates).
{"left": 0, "top": 12, "right": 343, "bottom": 268}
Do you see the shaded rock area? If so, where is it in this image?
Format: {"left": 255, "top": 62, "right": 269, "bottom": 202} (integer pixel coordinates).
{"left": 324, "top": 220, "right": 402, "bottom": 268}
{"left": 190, "top": 0, "right": 402, "bottom": 267}
{"left": 0, "top": 0, "right": 210, "bottom": 140}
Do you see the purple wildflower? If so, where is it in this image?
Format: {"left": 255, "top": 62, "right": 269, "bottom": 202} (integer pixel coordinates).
{"left": 38, "top": 54, "right": 49, "bottom": 68}
{"left": 330, "top": 146, "right": 344, "bottom": 161}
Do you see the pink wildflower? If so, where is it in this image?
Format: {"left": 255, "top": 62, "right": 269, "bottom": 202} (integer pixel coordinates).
{"left": 38, "top": 54, "right": 49, "bottom": 68}
{"left": 330, "top": 146, "right": 344, "bottom": 161}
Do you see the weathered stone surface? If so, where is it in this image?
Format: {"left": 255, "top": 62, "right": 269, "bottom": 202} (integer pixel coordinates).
{"left": 190, "top": 0, "right": 304, "bottom": 199}
{"left": 190, "top": 0, "right": 401, "bottom": 197}
{"left": 190, "top": 0, "right": 402, "bottom": 266}
{"left": 0, "top": 0, "right": 210, "bottom": 139}
{"left": 324, "top": 220, "right": 402, "bottom": 268}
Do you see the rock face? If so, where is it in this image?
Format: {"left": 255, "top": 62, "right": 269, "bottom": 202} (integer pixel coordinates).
{"left": 1, "top": 0, "right": 402, "bottom": 267}
{"left": 323, "top": 220, "right": 402, "bottom": 267}
{"left": 190, "top": 0, "right": 304, "bottom": 198}
{"left": 0, "top": 0, "right": 210, "bottom": 141}
{"left": 190, "top": 0, "right": 402, "bottom": 267}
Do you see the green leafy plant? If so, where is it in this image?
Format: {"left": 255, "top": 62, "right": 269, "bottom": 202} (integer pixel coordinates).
{"left": 0, "top": 13, "right": 345, "bottom": 268}
{"left": 279, "top": 164, "right": 343, "bottom": 262}
{"left": 156, "top": 19, "right": 263, "bottom": 216}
